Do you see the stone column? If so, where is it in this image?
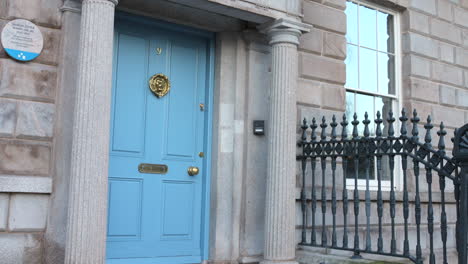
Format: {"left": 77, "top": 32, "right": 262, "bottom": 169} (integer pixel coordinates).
{"left": 64, "top": 0, "right": 117, "bottom": 263}
{"left": 259, "top": 19, "right": 310, "bottom": 264}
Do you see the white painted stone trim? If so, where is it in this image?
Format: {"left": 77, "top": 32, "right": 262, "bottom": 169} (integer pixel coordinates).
{"left": 0, "top": 175, "right": 52, "bottom": 193}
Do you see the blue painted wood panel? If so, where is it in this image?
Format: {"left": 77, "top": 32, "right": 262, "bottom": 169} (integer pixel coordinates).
{"left": 111, "top": 34, "right": 148, "bottom": 155}
{"left": 107, "top": 15, "right": 213, "bottom": 264}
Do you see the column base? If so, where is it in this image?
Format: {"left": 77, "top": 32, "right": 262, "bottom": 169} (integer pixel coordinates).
{"left": 260, "top": 260, "right": 298, "bottom": 264}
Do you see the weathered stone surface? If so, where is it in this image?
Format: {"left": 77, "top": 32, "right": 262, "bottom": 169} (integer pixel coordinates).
{"left": 410, "top": 0, "right": 436, "bottom": 15}
{"left": 438, "top": 0, "right": 454, "bottom": 21}
{"left": 298, "top": 105, "right": 342, "bottom": 125}
{"left": 297, "top": 79, "right": 322, "bottom": 106}
{"left": 8, "top": 194, "right": 49, "bottom": 231}
{"left": 402, "top": 10, "right": 429, "bottom": 34}
{"left": 432, "top": 104, "right": 466, "bottom": 127}
{"left": 0, "top": 193, "right": 8, "bottom": 231}
{"left": 463, "top": 29, "right": 468, "bottom": 47}
{"left": 0, "top": 0, "right": 62, "bottom": 27}
{"left": 439, "top": 42, "right": 455, "bottom": 63}
{"left": 455, "top": 47, "right": 468, "bottom": 68}
{"left": 430, "top": 18, "right": 462, "bottom": 44}
{"left": 321, "top": 83, "right": 345, "bottom": 111}
{"left": 403, "top": 32, "right": 439, "bottom": 59}
{"left": 432, "top": 61, "right": 464, "bottom": 86}
{"left": 16, "top": 101, "right": 55, "bottom": 139}
{"left": 0, "top": 175, "right": 52, "bottom": 193}
{"left": 454, "top": 6, "right": 468, "bottom": 28}
{"left": 0, "top": 140, "right": 50, "bottom": 175}
{"left": 404, "top": 101, "right": 433, "bottom": 127}
{"left": 456, "top": 89, "right": 468, "bottom": 107}
{"left": 0, "top": 233, "right": 43, "bottom": 264}
{"left": 323, "top": 0, "right": 346, "bottom": 10}
{"left": 299, "top": 29, "right": 322, "bottom": 54}
{"left": 0, "top": 19, "right": 6, "bottom": 58}
{"left": 439, "top": 84, "right": 457, "bottom": 105}
{"left": 465, "top": 71, "right": 468, "bottom": 87}
{"left": 303, "top": 1, "right": 346, "bottom": 34}
{"left": 407, "top": 78, "right": 439, "bottom": 103}
{"left": 0, "top": 59, "right": 57, "bottom": 102}
{"left": 0, "top": 99, "right": 16, "bottom": 137}
{"left": 300, "top": 52, "right": 346, "bottom": 84}
{"left": 323, "top": 32, "right": 346, "bottom": 59}
{"left": 35, "top": 26, "right": 61, "bottom": 65}
{"left": 403, "top": 54, "right": 431, "bottom": 78}
{"left": 462, "top": 0, "right": 468, "bottom": 8}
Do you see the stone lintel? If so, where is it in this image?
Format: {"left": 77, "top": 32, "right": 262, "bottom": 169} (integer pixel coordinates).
{"left": 0, "top": 175, "right": 52, "bottom": 193}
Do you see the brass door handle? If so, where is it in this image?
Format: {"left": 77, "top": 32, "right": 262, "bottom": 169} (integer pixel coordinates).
{"left": 188, "top": 166, "right": 199, "bottom": 176}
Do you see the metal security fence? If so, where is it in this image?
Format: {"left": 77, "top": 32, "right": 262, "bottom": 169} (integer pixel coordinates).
{"left": 297, "top": 109, "right": 468, "bottom": 264}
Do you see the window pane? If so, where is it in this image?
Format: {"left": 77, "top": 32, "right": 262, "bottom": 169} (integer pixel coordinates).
{"left": 375, "top": 96, "right": 393, "bottom": 137}
{"left": 346, "top": 45, "right": 359, "bottom": 89}
{"left": 377, "top": 11, "right": 394, "bottom": 53}
{"left": 355, "top": 93, "right": 374, "bottom": 135}
{"left": 359, "top": 5, "right": 377, "bottom": 49}
{"left": 359, "top": 47, "right": 377, "bottom": 92}
{"left": 346, "top": 156, "right": 376, "bottom": 180}
{"left": 346, "top": 91, "right": 355, "bottom": 135}
{"left": 346, "top": 1, "right": 358, "bottom": 44}
{"left": 378, "top": 53, "right": 395, "bottom": 95}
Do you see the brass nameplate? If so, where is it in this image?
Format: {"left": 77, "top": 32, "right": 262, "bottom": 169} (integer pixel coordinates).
{"left": 138, "top": 163, "right": 168, "bottom": 174}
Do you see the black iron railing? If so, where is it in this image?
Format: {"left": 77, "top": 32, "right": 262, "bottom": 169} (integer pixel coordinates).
{"left": 297, "top": 109, "right": 468, "bottom": 264}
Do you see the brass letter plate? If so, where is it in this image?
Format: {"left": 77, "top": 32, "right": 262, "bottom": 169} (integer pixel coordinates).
{"left": 138, "top": 163, "right": 168, "bottom": 174}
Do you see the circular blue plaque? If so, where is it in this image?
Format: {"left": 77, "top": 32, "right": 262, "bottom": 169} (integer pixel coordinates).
{"left": 1, "top": 19, "right": 43, "bottom": 62}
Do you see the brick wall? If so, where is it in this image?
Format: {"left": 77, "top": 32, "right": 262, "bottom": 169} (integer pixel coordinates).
{"left": 0, "top": 0, "right": 62, "bottom": 263}
{"left": 297, "top": 0, "right": 468, "bottom": 262}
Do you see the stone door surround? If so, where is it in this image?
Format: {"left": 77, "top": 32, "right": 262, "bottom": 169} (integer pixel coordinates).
{"left": 64, "top": 1, "right": 310, "bottom": 263}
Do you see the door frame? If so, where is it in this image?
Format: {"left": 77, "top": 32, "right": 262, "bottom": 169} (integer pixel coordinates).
{"left": 111, "top": 12, "right": 216, "bottom": 262}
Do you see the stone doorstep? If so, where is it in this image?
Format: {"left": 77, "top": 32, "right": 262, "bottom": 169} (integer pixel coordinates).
{"left": 297, "top": 246, "right": 413, "bottom": 264}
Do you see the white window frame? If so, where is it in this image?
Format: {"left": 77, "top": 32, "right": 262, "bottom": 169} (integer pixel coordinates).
{"left": 344, "top": 0, "right": 403, "bottom": 191}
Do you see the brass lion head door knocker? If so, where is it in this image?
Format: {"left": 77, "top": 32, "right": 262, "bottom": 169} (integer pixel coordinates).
{"left": 149, "top": 73, "right": 170, "bottom": 98}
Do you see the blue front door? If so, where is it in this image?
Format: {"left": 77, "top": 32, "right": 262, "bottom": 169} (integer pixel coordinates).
{"left": 106, "top": 15, "right": 213, "bottom": 264}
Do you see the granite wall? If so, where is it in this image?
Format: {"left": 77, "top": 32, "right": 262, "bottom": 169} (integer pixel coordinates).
{"left": 0, "top": 0, "right": 63, "bottom": 263}
{"left": 296, "top": 0, "right": 468, "bottom": 263}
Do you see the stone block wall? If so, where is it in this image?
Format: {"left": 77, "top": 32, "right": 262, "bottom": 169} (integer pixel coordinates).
{"left": 296, "top": 0, "right": 468, "bottom": 262}
{"left": 0, "top": 0, "right": 62, "bottom": 263}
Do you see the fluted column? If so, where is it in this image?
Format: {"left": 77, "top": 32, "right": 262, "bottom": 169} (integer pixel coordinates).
{"left": 64, "top": 0, "right": 117, "bottom": 263}
{"left": 259, "top": 19, "right": 310, "bottom": 264}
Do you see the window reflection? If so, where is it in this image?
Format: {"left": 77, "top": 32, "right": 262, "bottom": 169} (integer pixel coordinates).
{"left": 346, "top": 92, "right": 355, "bottom": 123}
{"left": 359, "top": 5, "right": 377, "bottom": 49}
{"left": 359, "top": 47, "right": 377, "bottom": 92}
{"left": 346, "top": 1, "right": 358, "bottom": 45}
{"left": 378, "top": 53, "right": 395, "bottom": 95}
{"left": 377, "top": 11, "right": 394, "bottom": 53}
{"left": 346, "top": 45, "right": 359, "bottom": 89}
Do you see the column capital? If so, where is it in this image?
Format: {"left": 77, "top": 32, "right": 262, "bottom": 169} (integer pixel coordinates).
{"left": 81, "top": 0, "right": 118, "bottom": 6}
{"left": 258, "top": 18, "right": 311, "bottom": 45}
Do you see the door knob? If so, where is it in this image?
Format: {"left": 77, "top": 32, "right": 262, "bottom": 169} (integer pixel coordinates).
{"left": 188, "top": 166, "right": 199, "bottom": 176}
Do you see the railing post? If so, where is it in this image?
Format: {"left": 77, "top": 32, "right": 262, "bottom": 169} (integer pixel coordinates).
{"left": 454, "top": 124, "right": 468, "bottom": 264}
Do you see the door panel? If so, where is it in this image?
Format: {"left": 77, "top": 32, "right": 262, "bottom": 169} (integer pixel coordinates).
{"left": 107, "top": 17, "right": 211, "bottom": 264}
{"left": 111, "top": 34, "right": 149, "bottom": 155}
{"left": 161, "top": 180, "right": 195, "bottom": 238}
{"left": 107, "top": 178, "right": 143, "bottom": 239}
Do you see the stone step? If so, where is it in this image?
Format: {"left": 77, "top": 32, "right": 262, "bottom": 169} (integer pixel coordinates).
{"left": 297, "top": 246, "right": 414, "bottom": 264}
{"left": 297, "top": 244, "right": 459, "bottom": 264}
